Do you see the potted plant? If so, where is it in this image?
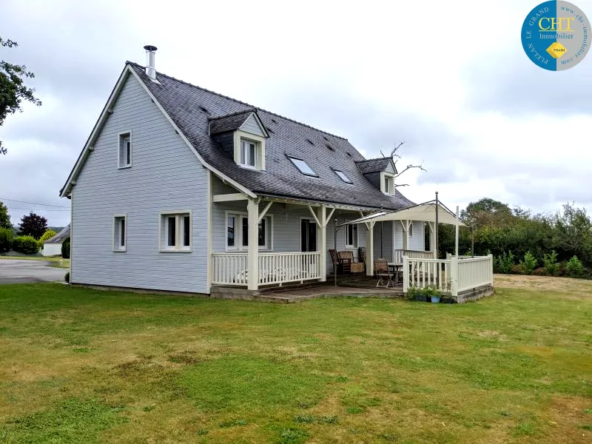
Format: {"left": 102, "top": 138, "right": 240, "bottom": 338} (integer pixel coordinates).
{"left": 424, "top": 286, "right": 441, "bottom": 304}
{"left": 406, "top": 287, "right": 426, "bottom": 302}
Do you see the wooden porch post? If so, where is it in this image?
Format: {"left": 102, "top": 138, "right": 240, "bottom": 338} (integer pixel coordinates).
{"left": 366, "top": 221, "right": 375, "bottom": 276}
{"left": 319, "top": 204, "right": 327, "bottom": 282}
{"left": 403, "top": 220, "right": 410, "bottom": 250}
{"left": 429, "top": 222, "right": 437, "bottom": 259}
{"left": 247, "top": 198, "right": 259, "bottom": 291}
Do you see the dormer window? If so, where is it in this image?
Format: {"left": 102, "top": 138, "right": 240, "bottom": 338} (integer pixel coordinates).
{"left": 288, "top": 156, "right": 318, "bottom": 177}
{"left": 381, "top": 172, "right": 395, "bottom": 195}
{"left": 210, "top": 111, "right": 269, "bottom": 171}
{"left": 384, "top": 176, "right": 392, "bottom": 193}
{"left": 241, "top": 140, "right": 258, "bottom": 168}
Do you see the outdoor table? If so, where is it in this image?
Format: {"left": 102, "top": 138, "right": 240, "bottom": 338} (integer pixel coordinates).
{"left": 388, "top": 262, "right": 403, "bottom": 285}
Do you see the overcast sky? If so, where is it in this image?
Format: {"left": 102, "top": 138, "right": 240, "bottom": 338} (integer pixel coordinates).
{"left": 1, "top": 0, "right": 591, "bottom": 227}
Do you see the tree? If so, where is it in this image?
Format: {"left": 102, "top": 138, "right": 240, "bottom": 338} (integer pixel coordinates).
{"left": 18, "top": 212, "right": 47, "bottom": 239}
{"left": 0, "top": 201, "right": 10, "bottom": 228}
{"left": 1, "top": 37, "right": 42, "bottom": 155}
{"left": 380, "top": 142, "right": 427, "bottom": 187}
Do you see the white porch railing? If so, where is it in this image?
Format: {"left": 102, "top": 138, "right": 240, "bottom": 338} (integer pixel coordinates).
{"left": 403, "top": 257, "right": 452, "bottom": 293}
{"left": 212, "top": 253, "right": 249, "bottom": 286}
{"left": 211, "top": 252, "right": 322, "bottom": 287}
{"left": 457, "top": 255, "right": 494, "bottom": 293}
{"left": 403, "top": 255, "right": 493, "bottom": 297}
{"left": 393, "top": 249, "right": 434, "bottom": 263}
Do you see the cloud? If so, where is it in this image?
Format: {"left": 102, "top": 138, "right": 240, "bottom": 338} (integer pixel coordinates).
{"left": 0, "top": 0, "right": 590, "bottom": 229}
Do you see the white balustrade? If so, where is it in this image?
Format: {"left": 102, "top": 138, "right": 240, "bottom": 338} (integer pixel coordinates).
{"left": 457, "top": 255, "right": 494, "bottom": 293}
{"left": 403, "top": 255, "right": 494, "bottom": 296}
{"left": 403, "top": 257, "right": 452, "bottom": 293}
{"left": 211, "top": 251, "right": 322, "bottom": 287}
{"left": 393, "top": 249, "right": 434, "bottom": 263}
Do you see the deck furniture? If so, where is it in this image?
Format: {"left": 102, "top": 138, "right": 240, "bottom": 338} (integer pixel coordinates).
{"left": 329, "top": 249, "right": 351, "bottom": 274}
{"left": 339, "top": 251, "right": 365, "bottom": 274}
{"left": 387, "top": 262, "right": 403, "bottom": 285}
{"left": 375, "top": 258, "right": 394, "bottom": 288}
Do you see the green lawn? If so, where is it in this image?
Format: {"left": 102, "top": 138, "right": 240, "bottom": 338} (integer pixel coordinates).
{"left": 0, "top": 255, "right": 70, "bottom": 268}
{"left": 0, "top": 276, "right": 591, "bottom": 443}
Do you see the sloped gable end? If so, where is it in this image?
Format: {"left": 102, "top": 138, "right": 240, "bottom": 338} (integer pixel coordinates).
{"left": 385, "top": 160, "right": 396, "bottom": 174}
{"left": 240, "top": 113, "right": 267, "bottom": 137}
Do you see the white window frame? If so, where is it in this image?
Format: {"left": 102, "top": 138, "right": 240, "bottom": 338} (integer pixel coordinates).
{"left": 288, "top": 156, "right": 318, "bottom": 177}
{"left": 381, "top": 172, "right": 395, "bottom": 195}
{"left": 345, "top": 222, "right": 358, "bottom": 249}
{"left": 240, "top": 140, "right": 258, "bottom": 168}
{"left": 333, "top": 169, "right": 353, "bottom": 184}
{"left": 159, "top": 211, "right": 192, "bottom": 253}
{"left": 118, "top": 131, "right": 132, "bottom": 169}
{"left": 113, "top": 214, "right": 127, "bottom": 252}
{"left": 233, "top": 130, "right": 266, "bottom": 170}
{"left": 225, "top": 211, "right": 273, "bottom": 251}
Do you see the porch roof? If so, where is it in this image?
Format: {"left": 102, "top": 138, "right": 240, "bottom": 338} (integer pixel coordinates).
{"left": 338, "top": 200, "right": 465, "bottom": 226}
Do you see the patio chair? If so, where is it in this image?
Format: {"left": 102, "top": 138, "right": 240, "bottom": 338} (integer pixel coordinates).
{"left": 358, "top": 247, "right": 367, "bottom": 273}
{"left": 329, "top": 249, "right": 351, "bottom": 274}
{"left": 374, "top": 258, "right": 394, "bottom": 288}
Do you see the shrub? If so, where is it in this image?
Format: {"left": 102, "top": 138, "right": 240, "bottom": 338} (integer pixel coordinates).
{"left": 38, "top": 229, "right": 57, "bottom": 246}
{"left": 543, "top": 250, "right": 559, "bottom": 276}
{"left": 520, "top": 251, "right": 537, "bottom": 275}
{"left": 511, "top": 264, "right": 523, "bottom": 275}
{"left": 406, "top": 286, "right": 440, "bottom": 301}
{"left": 565, "top": 256, "right": 585, "bottom": 278}
{"left": 62, "top": 237, "right": 71, "bottom": 259}
{"left": 12, "top": 235, "right": 40, "bottom": 254}
{"left": 0, "top": 227, "right": 13, "bottom": 253}
{"left": 495, "top": 251, "right": 514, "bottom": 274}
{"left": 65, "top": 272, "right": 70, "bottom": 283}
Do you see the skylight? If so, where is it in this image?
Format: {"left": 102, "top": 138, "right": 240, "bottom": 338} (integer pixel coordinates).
{"left": 333, "top": 169, "right": 352, "bottom": 184}
{"left": 288, "top": 157, "right": 317, "bottom": 177}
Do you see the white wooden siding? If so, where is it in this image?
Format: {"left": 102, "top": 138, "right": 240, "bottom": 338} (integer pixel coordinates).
{"left": 72, "top": 75, "right": 209, "bottom": 293}
{"left": 211, "top": 176, "right": 369, "bottom": 274}
{"left": 393, "top": 221, "right": 425, "bottom": 251}
{"left": 240, "top": 114, "right": 265, "bottom": 136}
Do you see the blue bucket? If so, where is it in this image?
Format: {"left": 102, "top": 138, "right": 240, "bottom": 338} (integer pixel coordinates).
{"left": 431, "top": 296, "right": 441, "bottom": 304}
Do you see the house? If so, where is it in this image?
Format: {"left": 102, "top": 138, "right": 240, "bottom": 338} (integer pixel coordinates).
{"left": 61, "top": 46, "right": 491, "bottom": 299}
{"left": 42, "top": 225, "right": 70, "bottom": 257}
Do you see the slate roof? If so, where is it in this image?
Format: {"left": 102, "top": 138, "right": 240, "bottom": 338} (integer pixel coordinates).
{"left": 356, "top": 158, "right": 395, "bottom": 175}
{"left": 46, "top": 224, "right": 70, "bottom": 244}
{"left": 209, "top": 110, "right": 255, "bottom": 135}
{"left": 128, "top": 62, "right": 415, "bottom": 211}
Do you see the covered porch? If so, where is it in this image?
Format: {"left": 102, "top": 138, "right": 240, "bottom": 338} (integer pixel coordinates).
{"left": 209, "top": 179, "right": 493, "bottom": 301}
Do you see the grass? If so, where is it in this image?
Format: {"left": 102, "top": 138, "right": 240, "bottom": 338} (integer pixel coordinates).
{"left": 0, "top": 276, "right": 591, "bottom": 443}
{"left": 0, "top": 255, "right": 70, "bottom": 268}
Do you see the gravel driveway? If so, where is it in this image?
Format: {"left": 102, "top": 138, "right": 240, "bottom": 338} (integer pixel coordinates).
{"left": 0, "top": 260, "right": 67, "bottom": 284}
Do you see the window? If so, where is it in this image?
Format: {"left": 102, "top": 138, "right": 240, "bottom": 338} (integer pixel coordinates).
{"left": 333, "top": 169, "right": 352, "bottom": 184}
{"left": 118, "top": 132, "right": 132, "bottom": 168}
{"left": 226, "top": 213, "right": 272, "bottom": 250}
{"left": 384, "top": 176, "right": 392, "bottom": 194}
{"left": 240, "top": 140, "right": 257, "bottom": 168}
{"left": 113, "top": 215, "right": 126, "bottom": 252}
{"left": 345, "top": 223, "right": 358, "bottom": 248}
{"left": 160, "top": 212, "right": 191, "bottom": 252}
{"left": 409, "top": 223, "right": 413, "bottom": 237}
{"left": 382, "top": 173, "right": 395, "bottom": 195}
{"left": 288, "top": 157, "right": 317, "bottom": 176}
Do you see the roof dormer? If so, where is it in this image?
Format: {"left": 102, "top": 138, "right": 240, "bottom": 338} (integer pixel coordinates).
{"left": 209, "top": 110, "right": 269, "bottom": 171}
{"left": 356, "top": 158, "right": 397, "bottom": 195}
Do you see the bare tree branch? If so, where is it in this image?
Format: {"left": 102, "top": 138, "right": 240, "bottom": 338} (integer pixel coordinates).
{"left": 395, "top": 162, "right": 427, "bottom": 179}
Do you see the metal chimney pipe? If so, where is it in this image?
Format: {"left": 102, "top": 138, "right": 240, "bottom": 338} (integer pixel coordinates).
{"left": 143, "top": 45, "right": 158, "bottom": 80}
